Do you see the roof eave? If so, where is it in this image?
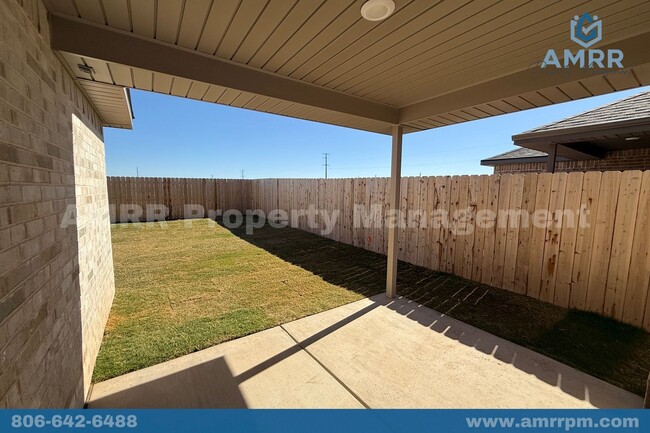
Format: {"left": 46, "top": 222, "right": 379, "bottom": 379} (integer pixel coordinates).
{"left": 513, "top": 117, "right": 650, "bottom": 146}
{"left": 480, "top": 156, "right": 552, "bottom": 166}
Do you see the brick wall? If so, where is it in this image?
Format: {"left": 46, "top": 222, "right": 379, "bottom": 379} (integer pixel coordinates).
{"left": 493, "top": 148, "right": 650, "bottom": 173}
{"left": 0, "top": 0, "right": 114, "bottom": 407}
{"left": 72, "top": 114, "right": 115, "bottom": 400}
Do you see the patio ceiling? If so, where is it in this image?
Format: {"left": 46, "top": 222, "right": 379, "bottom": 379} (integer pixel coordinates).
{"left": 45, "top": 0, "right": 650, "bottom": 134}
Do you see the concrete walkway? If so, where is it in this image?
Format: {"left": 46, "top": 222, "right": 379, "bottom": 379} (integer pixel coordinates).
{"left": 88, "top": 295, "right": 642, "bottom": 409}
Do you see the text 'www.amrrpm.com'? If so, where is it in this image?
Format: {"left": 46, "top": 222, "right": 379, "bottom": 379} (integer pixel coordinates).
{"left": 466, "top": 415, "right": 639, "bottom": 431}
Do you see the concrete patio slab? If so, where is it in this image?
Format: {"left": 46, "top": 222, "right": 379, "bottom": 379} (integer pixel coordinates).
{"left": 87, "top": 327, "right": 364, "bottom": 408}
{"left": 88, "top": 295, "right": 642, "bottom": 409}
{"left": 282, "top": 295, "right": 642, "bottom": 408}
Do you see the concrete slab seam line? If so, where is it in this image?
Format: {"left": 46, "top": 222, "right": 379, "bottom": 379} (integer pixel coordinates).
{"left": 279, "top": 325, "right": 371, "bottom": 409}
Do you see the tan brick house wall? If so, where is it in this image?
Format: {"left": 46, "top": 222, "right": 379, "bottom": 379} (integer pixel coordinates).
{"left": 493, "top": 148, "right": 650, "bottom": 173}
{"left": 72, "top": 114, "right": 115, "bottom": 401}
{"left": 0, "top": 0, "right": 114, "bottom": 407}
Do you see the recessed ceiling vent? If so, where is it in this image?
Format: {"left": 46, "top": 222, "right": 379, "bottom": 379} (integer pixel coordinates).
{"left": 77, "top": 64, "right": 95, "bottom": 75}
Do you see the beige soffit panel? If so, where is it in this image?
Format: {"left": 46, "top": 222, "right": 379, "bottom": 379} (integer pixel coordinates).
{"left": 49, "top": 14, "right": 399, "bottom": 125}
{"left": 56, "top": 53, "right": 395, "bottom": 134}
{"left": 45, "top": 1, "right": 650, "bottom": 134}
{"left": 76, "top": 79, "right": 133, "bottom": 129}
{"left": 44, "top": 1, "right": 650, "bottom": 102}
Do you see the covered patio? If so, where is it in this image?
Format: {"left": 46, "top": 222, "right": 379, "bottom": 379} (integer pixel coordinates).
{"left": 3, "top": 0, "right": 650, "bottom": 408}
{"left": 88, "top": 294, "right": 642, "bottom": 408}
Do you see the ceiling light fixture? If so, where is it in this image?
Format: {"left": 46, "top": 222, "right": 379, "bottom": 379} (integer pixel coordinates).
{"left": 361, "top": 0, "right": 395, "bottom": 21}
{"left": 625, "top": 137, "right": 640, "bottom": 141}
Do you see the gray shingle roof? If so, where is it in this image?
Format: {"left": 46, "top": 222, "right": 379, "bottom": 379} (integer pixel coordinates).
{"left": 482, "top": 148, "right": 547, "bottom": 162}
{"left": 522, "top": 90, "right": 650, "bottom": 134}
{"left": 483, "top": 90, "right": 650, "bottom": 164}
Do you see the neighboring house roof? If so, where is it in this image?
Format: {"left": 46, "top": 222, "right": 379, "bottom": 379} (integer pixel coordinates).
{"left": 481, "top": 148, "right": 570, "bottom": 167}
{"left": 520, "top": 90, "right": 650, "bottom": 135}
{"left": 482, "top": 90, "right": 650, "bottom": 166}
{"left": 483, "top": 148, "right": 548, "bottom": 161}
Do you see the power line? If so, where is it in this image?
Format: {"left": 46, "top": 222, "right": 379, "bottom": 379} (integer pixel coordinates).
{"left": 322, "top": 153, "right": 330, "bottom": 179}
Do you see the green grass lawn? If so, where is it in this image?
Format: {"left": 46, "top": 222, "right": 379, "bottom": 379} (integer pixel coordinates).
{"left": 94, "top": 219, "right": 369, "bottom": 382}
{"left": 95, "top": 218, "right": 650, "bottom": 397}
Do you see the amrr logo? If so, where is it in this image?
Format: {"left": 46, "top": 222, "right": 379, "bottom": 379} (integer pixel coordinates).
{"left": 541, "top": 13, "right": 623, "bottom": 69}
{"left": 570, "top": 13, "right": 602, "bottom": 48}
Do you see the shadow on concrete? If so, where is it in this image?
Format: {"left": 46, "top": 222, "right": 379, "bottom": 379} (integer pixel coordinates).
{"left": 220, "top": 220, "right": 649, "bottom": 403}
{"left": 236, "top": 303, "right": 379, "bottom": 388}
{"left": 88, "top": 356, "right": 248, "bottom": 408}
{"left": 377, "top": 296, "right": 641, "bottom": 408}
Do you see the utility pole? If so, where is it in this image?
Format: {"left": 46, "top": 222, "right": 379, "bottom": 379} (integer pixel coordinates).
{"left": 136, "top": 167, "right": 139, "bottom": 177}
{"left": 322, "top": 153, "right": 330, "bottom": 179}
{"left": 240, "top": 170, "right": 245, "bottom": 179}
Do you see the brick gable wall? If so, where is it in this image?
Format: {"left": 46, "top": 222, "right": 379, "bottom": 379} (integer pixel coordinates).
{"left": 493, "top": 148, "right": 650, "bottom": 173}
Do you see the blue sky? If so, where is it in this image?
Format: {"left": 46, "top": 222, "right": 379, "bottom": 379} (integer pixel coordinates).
{"left": 105, "top": 86, "right": 649, "bottom": 179}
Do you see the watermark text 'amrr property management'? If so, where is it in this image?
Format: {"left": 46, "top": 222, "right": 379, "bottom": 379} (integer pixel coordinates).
{"left": 62, "top": 204, "right": 591, "bottom": 236}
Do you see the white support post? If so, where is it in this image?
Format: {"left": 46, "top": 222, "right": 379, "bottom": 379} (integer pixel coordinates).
{"left": 386, "top": 125, "right": 403, "bottom": 298}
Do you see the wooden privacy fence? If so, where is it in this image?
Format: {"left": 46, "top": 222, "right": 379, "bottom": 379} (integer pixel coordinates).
{"left": 107, "top": 171, "right": 650, "bottom": 331}
{"left": 107, "top": 177, "right": 251, "bottom": 221}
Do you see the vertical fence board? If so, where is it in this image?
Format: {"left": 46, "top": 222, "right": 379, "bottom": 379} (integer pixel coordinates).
{"left": 480, "top": 175, "right": 500, "bottom": 286}
{"left": 554, "top": 172, "right": 584, "bottom": 307}
{"left": 416, "top": 176, "right": 429, "bottom": 267}
{"left": 540, "top": 172, "right": 568, "bottom": 303}
{"left": 353, "top": 178, "right": 365, "bottom": 248}
{"left": 569, "top": 171, "right": 601, "bottom": 309}
{"left": 377, "top": 177, "right": 384, "bottom": 254}
{"left": 604, "top": 170, "right": 642, "bottom": 320}
{"left": 513, "top": 173, "right": 538, "bottom": 294}
{"left": 492, "top": 174, "right": 512, "bottom": 288}
{"left": 453, "top": 176, "right": 469, "bottom": 277}
{"left": 406, "top": 177, "right": 420, "bottom": 264}
{"left": 503, "top": 174, "right": 524, "bottom": 291}
{"left": 527, "top": 173, "right": 552, "bottom": 300}
{"left": 586, "top": 171, "right": 622, "bottom": 314}
{"left": 425, "top": 176, "right": 440, "bottom": 270}
{"left": 397, "top": 177, "right": 409, "bottom": 262}
{"left": 434, "top": 177, "right": 446, "bottom": 270}
{"left": 471, "top": 175, "right": 489, "bottom": 282}
{"left": 365, "top": 178, "right": 375, "bottom": 251}
{"left": 622, "top": 171, "right": 650, "bottom": 329}
{"left": 462, "top": 175, "right": 479, "bottom": 280}
{"left": 446, "top": 176, "right": 460, "bottom": 274}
